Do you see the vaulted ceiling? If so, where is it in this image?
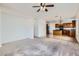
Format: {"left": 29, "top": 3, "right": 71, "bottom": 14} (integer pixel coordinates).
{"left": 0, "top": 3, "right": 79, "bottom": 20}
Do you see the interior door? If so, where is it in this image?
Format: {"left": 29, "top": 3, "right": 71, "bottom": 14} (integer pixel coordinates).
{"left": 46, "top": 24, "right": 49, "bottom": 37}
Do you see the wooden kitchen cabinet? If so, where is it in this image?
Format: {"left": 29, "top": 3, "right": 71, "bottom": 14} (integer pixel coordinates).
{"left": 53, "top": 30, "right": 62, "bottom": 36}
{"left": 54, "top": 20, "right": 76, "bottom": 38}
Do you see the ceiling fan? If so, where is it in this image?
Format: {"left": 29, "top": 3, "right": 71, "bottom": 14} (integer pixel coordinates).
{"left": 32, "top": 3, "right": 54, "bottom": 12}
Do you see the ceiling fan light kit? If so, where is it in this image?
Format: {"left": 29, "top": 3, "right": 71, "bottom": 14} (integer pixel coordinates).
{"left": 32, "top": 3, "right": 54, "bottom": 12}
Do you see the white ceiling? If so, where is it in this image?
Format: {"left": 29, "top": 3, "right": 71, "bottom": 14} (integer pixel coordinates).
{"left": 1, "top": 3, "right": 79, "bottom": 20}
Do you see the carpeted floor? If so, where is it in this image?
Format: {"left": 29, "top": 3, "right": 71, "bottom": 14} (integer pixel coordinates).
{"left": 0, "top": 37, "right": 79, "bottom": 56}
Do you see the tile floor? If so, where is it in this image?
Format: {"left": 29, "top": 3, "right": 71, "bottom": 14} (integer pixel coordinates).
{"left": 0, "top": 37, "right": 79, "bottom": 56}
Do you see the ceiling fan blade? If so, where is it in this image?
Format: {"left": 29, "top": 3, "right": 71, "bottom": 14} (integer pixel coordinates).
{"left": 46, "top": 5, "right": 54, "bottom": 7}
{"left": 45, "top": 8, "right": 48, "bottom": 12}
{"left": 40, "top": 3, "right": 42, "bottom": 6}
{"left": 32, "top": 6, "right": 40, "bottom": 7}
{"left": 37, "top": 9, "right": 40, "bottom": 12}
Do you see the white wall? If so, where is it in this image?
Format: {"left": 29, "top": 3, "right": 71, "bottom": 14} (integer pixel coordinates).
{"left": 33, "top": 12, "right": 47, "bottom": 38}
{"left": 38, "top": 19, "right": 46, "bottom": 37}
{"left": 76, "top": 19, "right": 79, "bottom": 42}
{"left": 1, "top": 7, "right": 34, "bottom": 44}
{"left": 0, "top": 7, "right": 2, "bottom": 47}
{"left": 34, "top": 18, "right": 46, "bottom": 37}
{"left": 34, "top": 19, "right": 39, "bottom": 37}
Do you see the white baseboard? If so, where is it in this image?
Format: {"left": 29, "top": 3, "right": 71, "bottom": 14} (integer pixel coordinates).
{"left": 2, "top": 37, "right": 34, "bottom": 44}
